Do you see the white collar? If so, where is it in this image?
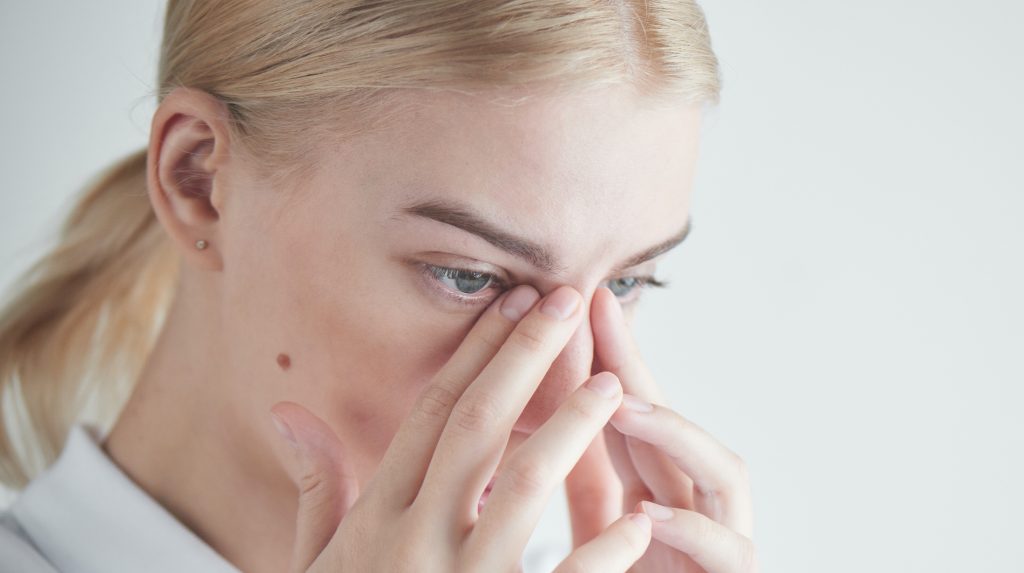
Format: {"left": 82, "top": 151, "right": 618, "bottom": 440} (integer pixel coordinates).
{"left": 11, "top": 424, "right": 240, "bottom": 573}
{"left": 10, "top": 424, "right": 569, "bottom": 572}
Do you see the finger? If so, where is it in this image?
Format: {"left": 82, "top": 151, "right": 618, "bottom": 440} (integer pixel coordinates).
{"left": 641, "top": 502, "right": 759, "bottom": 573}
{"left": 270, "top": 402, "right": 360, "bottom": 573}
{"left": 417, "top": 286, "right": 584, "bottom": 523}
{"left": 553, "top": 513, "right": 652, "bottom": 573}
{"left": 601, "top": 425, "right": 651, "bottom": 512}
{"left": 371, "top": 285, "right": 539, "bottom": 507}
{"left": 564, "top": 430, "right": 622, "bottom": 548}
{"left": 613, "top": 398, "right": 753, "bottom": 535}
{"left": 591, "top": 350, "right": 651, "bottom": 515}
{"left": 591, "top": 287, "right": 665, "bottom": 404}
{"left": 593, "top": 287, "right": 697, "bottom": 509}
{"left": 466, "top": 372, "right": 622, "bottom": 567}
{"left": 625, "top": 435, "right": 694, "bottom": 510}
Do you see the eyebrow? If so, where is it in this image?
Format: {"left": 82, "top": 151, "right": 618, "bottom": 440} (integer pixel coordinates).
{"left": 399, "top": 199, "right": 691, "bottom": 275}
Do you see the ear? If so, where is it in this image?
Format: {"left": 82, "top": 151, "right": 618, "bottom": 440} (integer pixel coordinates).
{"left": 146, "top": 87, "right": 233, "bottom": 271}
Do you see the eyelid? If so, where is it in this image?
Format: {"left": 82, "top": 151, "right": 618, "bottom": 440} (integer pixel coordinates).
{"left": 413, "top": 253, "right": 509, "bottom": 281}
{"left": 630, "top": 275, "right": 669, "bottom": 289}
{"left": 607, "top": 274, "right": 668, "bottom": 305}
{"left": 418, "top": 263, "right": 508, "bottom": 307}
{"left": 426, "top": 263, "right": 510, "bottom": 290}
{"left": 417, "top": 259, "right": 667, "bottom": 308}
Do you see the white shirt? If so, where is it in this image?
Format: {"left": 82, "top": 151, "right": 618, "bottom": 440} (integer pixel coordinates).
{"left": 0, "top": 424, "right": 569, "bottom": 572}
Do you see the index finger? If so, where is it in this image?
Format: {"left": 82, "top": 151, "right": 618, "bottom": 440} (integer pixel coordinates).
{"left": 415, "top": 286, "right": 583, "bottom": 522}
{"left": 368, "top": 285, "right": 540, "bottom": 508}
{"left": 591, "top": 286, "right": 665, "bottom": 404}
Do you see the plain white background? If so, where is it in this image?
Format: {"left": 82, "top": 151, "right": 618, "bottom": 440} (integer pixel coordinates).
{"left": 1, "top": 1, "right": 1022, "bottom": 571}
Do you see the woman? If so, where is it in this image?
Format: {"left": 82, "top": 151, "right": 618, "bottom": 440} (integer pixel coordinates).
{"left": 0, "top": 1, "right": 755, "bottom": 571}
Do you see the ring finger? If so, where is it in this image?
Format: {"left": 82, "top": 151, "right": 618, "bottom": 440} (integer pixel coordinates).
{"left": 613, "top": 400, "right": 753, "bottom": 535}
{"left": 641, "top": 502, "right": 758, "bottom": 573}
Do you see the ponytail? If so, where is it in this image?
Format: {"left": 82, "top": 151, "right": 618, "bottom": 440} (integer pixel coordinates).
{"left": 0, "top": 149, "right": 179, "bottom": 488}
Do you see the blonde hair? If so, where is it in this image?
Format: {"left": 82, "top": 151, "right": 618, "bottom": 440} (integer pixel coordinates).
{"left": 0, "top": 0, "right": 719, "bottom": 488}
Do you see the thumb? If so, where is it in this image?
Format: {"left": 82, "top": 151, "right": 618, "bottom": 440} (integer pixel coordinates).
{"left": 270, "top": 401, "right": 360, "bottom": 573}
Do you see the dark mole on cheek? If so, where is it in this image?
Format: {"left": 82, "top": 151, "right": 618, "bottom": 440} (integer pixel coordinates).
{"left": 276, "top": 353, "right": 292, "bottom": 371}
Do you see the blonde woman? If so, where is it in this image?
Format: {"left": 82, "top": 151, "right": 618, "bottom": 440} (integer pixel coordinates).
{"left": 0, "top": 1, "right": 755, "bottom": 572}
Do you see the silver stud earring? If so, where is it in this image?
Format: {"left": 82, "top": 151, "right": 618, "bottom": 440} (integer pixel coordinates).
{"left": 195, "top": 239, "right": 208, "bottom": 250}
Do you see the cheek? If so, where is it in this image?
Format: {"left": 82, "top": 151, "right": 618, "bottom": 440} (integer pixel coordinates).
{"left": 316, "top": 305, "right": 479, "bottom": 475}
{"left": 248, "top": 206, "right": 486, "bottom": 464}
{"left": 300, "top": 264, "right": 481, "bottom": 454}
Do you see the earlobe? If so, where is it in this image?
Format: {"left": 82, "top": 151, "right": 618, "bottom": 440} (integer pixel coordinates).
{"left": 146, "top": 87, "right": 233, "bottom": 271}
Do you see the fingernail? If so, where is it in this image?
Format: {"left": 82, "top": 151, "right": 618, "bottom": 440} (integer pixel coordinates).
{"left": 500, "top": 286, "right": 540, "bottom": 321}
{"left": 623, "top": 394, "right": 654, "bottom": 413}
{"left": 641, "top": 501, "right": 674, "bottom": 522}
{"left": 270, "top": 413, "right": 297, "bottom": 447}
{"left": 628, "top": 512, "right": 652, "bottom": 532}
{"left": 540, "top": 287, "right": 580, "bottom": 320}
{"left": 585, "top": 372, "right": 621, "bottom": 399}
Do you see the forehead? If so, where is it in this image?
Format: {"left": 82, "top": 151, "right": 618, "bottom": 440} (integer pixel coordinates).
{"left": 321, "top": 86, "right": 700, "bottom": 273}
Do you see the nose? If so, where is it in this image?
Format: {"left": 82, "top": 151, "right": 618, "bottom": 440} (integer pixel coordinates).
{"left": 511, "top": 289, "right": 597, "bottom": 434}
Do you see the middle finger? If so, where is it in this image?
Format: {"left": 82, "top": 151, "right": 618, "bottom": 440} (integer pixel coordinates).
{"left": 591, "top": 287, "right": 697, "bottom": 505}
{"left": 590, "top": 287, "right": 666, "bottom": 405}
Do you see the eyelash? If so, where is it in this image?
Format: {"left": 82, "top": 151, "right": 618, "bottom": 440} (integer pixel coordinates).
{"left": 420, "top": 263, "right": 668, "bottom": 307}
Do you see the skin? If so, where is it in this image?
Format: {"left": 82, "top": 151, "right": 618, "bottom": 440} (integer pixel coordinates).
{"left": 103, "top": 84, "right": 756, "bottom": 572}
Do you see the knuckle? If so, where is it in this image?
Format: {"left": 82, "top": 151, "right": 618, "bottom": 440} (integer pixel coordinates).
{"left": 735, "top": 536, "right": 759, "bottom": 573}
{"left": 555, "top": 556, "right": 588, "bottom": 573}
{"left": 450, "top": 392, "right": 501, "bottom": 433}
{"left": 692, "top": 512, "right": 720, "bottom": 547}
{"left": 416, "top": 384, "right": 461, "bottom": 422}
{"left": 612, "top": 520, "right": 648, "bottom": 555}
{"left": 714, "top": 451, "right": 750, "bottom": 497}
{"left": 386, "top": 522, "right": 442, "bottom": 570}
{"left": 694, "top": 481, "right": 721, "bottom": 501}
{"left": 504, "top": 457, "right": 549, "bottom": 498}
{"left": 507, "top": 321, "right": 548, "bottom": 353}
{"left": 669, "top": 410, "right": 695, "bottom": 436}
{"left": 385, "top": 544, "right": 417, "bottom": 571}
{"left": 464, "top": 327, "right": 503, "bottom": 355}
{"left": 732, "top": 452, "right": 751, "bottom": 484}
{"left": 299, "top": 469, "right": 327, "bottom": 498}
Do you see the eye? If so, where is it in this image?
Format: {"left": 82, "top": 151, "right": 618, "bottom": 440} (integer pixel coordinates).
{"left": 429, "top": 266, "right": 494, "bottom": 294}
{"left": 604, "top": 275, "right": 668, "bottom": 303}
{"left": 606, "top": 277, "right": 641, "bottom": 297}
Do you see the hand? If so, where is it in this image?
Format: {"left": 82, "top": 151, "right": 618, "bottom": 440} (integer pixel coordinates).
{"left": 270, "top": 285, "right": 654, "bottom": 573}
{"left": 564, "top": 287, "right": 758, "bottom": 573}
